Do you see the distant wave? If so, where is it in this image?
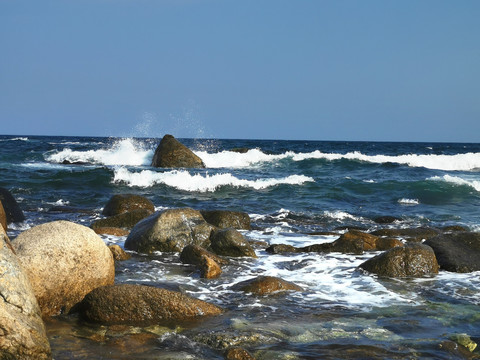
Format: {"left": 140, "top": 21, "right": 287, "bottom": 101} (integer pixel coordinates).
{"left": 196, "top": 149, "right": 480, "bottom": 171}
{"left": 45, "top": 139, "right": 153, "bottom": 166}
{"left": 428, "top": 175, "right": 480, "bottom": 192}
{"left": 398, "top": 198, "right": 419, "bottom": 205}
{"left": 0, "top": 137, "right": 29, "bottom": 142}
{"left": 112, "top": 168, "right": 314, "bottom": 192}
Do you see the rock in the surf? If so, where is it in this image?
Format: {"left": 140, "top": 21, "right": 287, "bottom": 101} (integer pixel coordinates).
{"left": 210, "top": 228, "right": 257, "bottom": 258}
{"left": 0, "top": 187, "right": 26, "bottom": 224}
{"left": 234, "top": 276, "right": 303, "bottom": 295}
{"left": 124, "top": 208, "right": 214, "bottom": 253}
{"left": 108, "top": 245, "right": 131, "bottom": 261}
{"left": 201, "top": 210, "right": 251, "bottom": 230}
{"left": 0, "top": 227, "right": 52, "bottom": 360}
{"left": 151, "top": 134, "right": 205, "bottom": 168}
{"left": 94, "top": 227, "right": 130, "bottom": 236}
{"left": 265, "top": 244, "right": 299, "bottom": 254}
{"left": 78, "top": 284, "right": 222, "bottom": 325}
{"left": 13, "top": 221, "right": 115, "bottom": 317}
{"left": 373, "top": 216, "right": 401, "bottom": 224}
{"left": 102, "top": 194, "right": 155, "bottom": 216}
{"left": 359, "top": 243, "right": 439, "bottom": 277}
{"left": 424, "top": 232, "right": 480, "bottom": 273}
{"left": 0, "top": 201, "right": 6, "bottom": 231}
{"left": 180, "top": 244, "right": 227, "bottom": 279}
{"left": 91, "top": 208, "right": 153, "bottom": 230}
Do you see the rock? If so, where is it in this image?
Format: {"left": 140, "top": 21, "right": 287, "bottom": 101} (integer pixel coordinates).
{"left": 300, "top": 236, "right": 364, "bottom": 255}
{"left": 265, "top": 244, "right": 298, "bottom": 254}
{"left": 94, "top": 227, "right": 130, "bottom": 236}
{"left": 373, "top": 216, "right": 401, "bottom": 224}
{"left": 0, "top": 201, "right": 6, "bottom": 231}
{"left": 13, "top": 221, "right": 115, "bottom": 317}
{"left": 224, "top": 347, "right": 256, "bottom": 360}
{"left": 124, "top": 208, "right": 214, "bottom": 253}
{"left": 230, "top": 148, "right": 250, "bottom": 153}
{"left": 371, "top": 227, "right": 440, "bottom": 242}
{"left": 91, "top": 208, "right": 153, "bottom": 230}
{"left": 102, "top": 194, "right": 155, "bottom": 217}
{"left": 61, "top": 160, "right": 89, "bottom": 165}
{"left": 78, "top": 284, "right": 222, "bottom": 325}
{"left": 210, "top": 228, "right": 257, "bottom": 258}
{"left": 375, "top": 237, "right": 404, "bottom": 251}
{"left": 180, "top": 244, "right": 226, "bottom": 278}
{"left": 424, "top": 232, "right": 480, "bottom": 273}
{"left": 201, "top": 210, "right": 251, "bottom": 230}
{"left": 151, "top": 134, "right": 205, "bottom": 168}
{"left": 234, "top": 276, "right": 303, "bottom": 296}
{"left": 0, "top": 227, "right": 52, "bottom": 359}
{"left": 338, "top": 230, "right": 379, "bottom": 251}
{"left": 0, "top": 187, "right": 25, "bottom": 224}
{"left": 108, "top": 245, "right": 131, "bottom": 261}
{"left": 442, "top": 225, "right": 469, "bottom": 232}
{"left": 359, "top": 243, "right": 439, "bottom": 277}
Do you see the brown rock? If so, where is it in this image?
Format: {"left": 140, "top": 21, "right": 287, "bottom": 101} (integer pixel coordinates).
{"left": 375, "top": 237, "right": 404, "bottom": 251}
{"left": 78, "top": 284, "right": 222, "bottom": 325}
{"left": 94, "top": 227, "right": 130, "bottom": 236}
{"left": 234, "top": 276, "right": 303, "bottom": 296}
{"left": 201, "top": 210, "right": 251, "bottom": 230}
{"left": 180, "top": 244, "right": 227, "bottom": 278}
{"left": 0, "top": 201, "right": 6, "bottom": 231}
{"left": 300, "top": 236, "right": 364, "bottom": 255}
{"left": 359, "top": 243, "right": 439, "bottom": 277}
{"left": 0, "top": 187, "right": 25, "bottom": 224}
{"left": 102, "top": 194, "right": 155, "bottom": 216}
{"left": 91, "top": 208, "right": 153, "bottom": 230}
{"left": 265, "top": 244, "right": 298, "bottom": 254}
{"left": 338, "top": 230, "right": 379, "bottom": 251}
{"left": 200, "top": 256, "right": 222, "bottom": 279}
{"left": 225, "top": 347, "right": 256, "bottom": 360}
{"left": 109, "top": 245, "right": 131, "bottom": 261}
{"left": 13, "top": 221, "right": 115, "bottom": 317}
{"left": 125, "top": 208, "right": 214, "bottom": 253}
{"left": 151, "top": 134, "right": 205, "bottom": 168}
{"left": 0, "top": 226, "right": 52, "bottom": 359}
{"left": 210, "top": 228, "right": 257, "bottom": 258}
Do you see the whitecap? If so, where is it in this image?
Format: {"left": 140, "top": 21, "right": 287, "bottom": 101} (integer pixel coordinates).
{"left": 398, "top": 198, "right": 419, "bottom": 205}
{"left": 112, "top": 168, "right": 314, "bottom": 192}
{"left": 428, "top": 175, "right": 480, "bottom": 192}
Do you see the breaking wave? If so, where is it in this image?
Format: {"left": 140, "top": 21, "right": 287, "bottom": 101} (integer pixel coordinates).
{"left": 428, "top": 175, "right": 480, "bottom": 192}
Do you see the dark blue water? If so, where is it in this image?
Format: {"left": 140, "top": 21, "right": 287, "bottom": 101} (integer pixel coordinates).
{"left": 2, "top": 135, "right": 480, "bottom": 359}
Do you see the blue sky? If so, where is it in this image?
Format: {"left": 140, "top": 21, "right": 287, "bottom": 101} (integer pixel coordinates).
{"left": 1, "top": 0, "right": 479, "bottom": 141}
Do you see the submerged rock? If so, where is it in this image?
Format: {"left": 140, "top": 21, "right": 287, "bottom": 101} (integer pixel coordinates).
{"left": 151, "top": 134, "right": 205, "bottom": 168}
{"left": 13, "top": 220, "right": 115, "bottom": 317}
{"left": 78, "top": 284, "right": 222, "bottom": 325}
{"left": 373, "top": 216, "right": 401, "bottom": 224}
{"left": 91, "top": 208, "right": 153, "bottom": 230}
{"left": 201, "top": 210, "right": 251, "bottom": 230}
{"left": 234, "top": 276, "right": 303, "bottom": 295}
{"left": 424, "top": 232, "right": 480, "bottom": 273}
{"left": 0, "top": 187, "right": 25, "bottom": 224}
{"left": 102, "top": 194, "right": 155, "bottom": 217}
{"left": 359, "top": 243, "right": 439, "bottom": 277}
{"left": 125, "top": 208, "right": 214, "bottom": 253}
{"left": 224, "top": 347, "right": 256, "bottom": 360}
{"left": 210, "top": 228, "right": 257, "bottom": 258}
{"left": 0, "top": 227, "right": 52, "bottom": 359}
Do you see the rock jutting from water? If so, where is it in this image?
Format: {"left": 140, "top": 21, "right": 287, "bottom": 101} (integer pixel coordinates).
{"left": 200, "top": 210, "right": 252, "bottom": 230}
{"left": 180, "top": 244, "right": 227, "bottom": 279}
{"left": 210, "top": 228, "right": 257, "bottom": 258}
{"left": 151, "top": 134, "right": 205, "bottom": 168}
{"left": 91, "top": 208, "right": 153, "bottom": 230}
{"left": 0, "top": 187, "right": 26, "bottom": 225}
{"left": 234, "top": 276, "right": 303, "bottom": 296}
{"left": 102, "top": 194, "right": 155, "bottom": 216}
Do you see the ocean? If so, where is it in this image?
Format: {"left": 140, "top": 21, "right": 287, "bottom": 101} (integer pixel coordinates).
{"left": 1, "top": 135, "right": 480, "bottom": 359}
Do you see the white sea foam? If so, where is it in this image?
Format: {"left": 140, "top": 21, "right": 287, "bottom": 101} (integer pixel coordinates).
{"left": 45, "top": 138, "right": 153, "bottom": 166}
{"left": 195, "top": 148, "right": 480, "bottom": 171}
{"left": 398, "top": 198, "right": 420, "bottom": 205}
{"left": 428, "top": 175, "right": 480, "bottom": 192}
{"left": 323, "top": 210, "right": 364, "bottom": 222}
{"left": 112, "top": 168, "right": 314, "bottom": 192}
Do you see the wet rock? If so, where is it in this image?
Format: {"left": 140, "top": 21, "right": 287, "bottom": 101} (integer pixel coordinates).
{"left": 338, "top": 230, "right": 379, "bottom": 251}
{"left": 440, "top": 340, "right": 479, "bottom": 359}
{"left": 375, "top": 237, "right": 404, "bottom": 251}
{"left": 91, "top": 208, "right": 153, "bottom": 230}
{"left": 359, "top": 243, "right": 439, "bottom": 277}
{"left": 61, "top": 160, "right": 89, "bottom": 165}
{"left": 424, "top": 232, "right": 480, "bottom": 273}
{"left": 230, "top": 148, "right": 250, "bottom": 153}
{"left": 0, "top": 187, "right": 25, "bottom": 224}
{"left": 194, "top": 332, "right": 273, "bottom": 350}
{"left": 373, "top": 216, "right": 401, "bottom": 224}
{"left": 102, "top": 194, "right": 155, "bottom": 217}
{"left": 94, "top": 227, "right": 130, "bottom": 236}
{"left": 125, "top": 208, "right": 214, "bottom": 253}
{"left": 13, "top": 220, "right": 115, "bottom": 317}
{"left": 224, "top": 347, "right": 256, "bottom": 360}
{"left": 0, "top": 201, "right": 6, "bottom": 231}
{"left": 108, "top": 245, "right": 131, "bottom": 261}
{"left": 180, "top": 244, "right": 227, "bottom": 279}
{"left": 210, "top": 228, "right": 257, "bottom": 258}
{"left": 450, "top": 333, "right": 477, "bottom": 352}
{"left": 300, "top": 236, "right": 364, "bottom": 255}
{"left": 371, "top": 227, "right": 440, "bottom": 242}
{"left": 234, "top": 276, "right": 303, "bottom": 295}
{"left": 201, "top": 210, "right": 251, "bottom": 230}
{"left": 442, "top": 225, "right": 469, "bottom": 232}
{"left": 78, "top": 284, "right": 222, "bottom": 325}
{"left": 151, "top": 134, "right": 205, "bottom": 168}
{"left": 0, "top": 227, "right": 52, "bottom": 359}
{"left": 265, "top": 244, "right": 298, "bottom": 254}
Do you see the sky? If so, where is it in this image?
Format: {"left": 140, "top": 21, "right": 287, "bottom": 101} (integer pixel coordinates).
{"left": 1, "top": 0, "right": 479, "bottom": 142}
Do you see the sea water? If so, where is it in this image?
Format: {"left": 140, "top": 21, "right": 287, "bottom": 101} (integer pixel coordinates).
{"left": 1, "top": 135, "right": 480, "bottom": 359}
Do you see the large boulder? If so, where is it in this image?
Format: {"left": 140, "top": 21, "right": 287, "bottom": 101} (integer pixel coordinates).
{"left": 424, "top": 232, "right": 480, "bottom": 273}
{"left": 78, "top": 284, "right": 222, "bottom": 325}
{"left": 125, "top": 208, "right": 214, "bottom": 253}
{"left": 91, "top": 209, "right": 153, "bottom": 230}
{"left": 210, "top": 228, "right": 257, "bottom": 258}
{"left": 13, "top": 221, "right": 115, "bottom": 317}
{"left": 102, "top": 194, "right": 155, "bottom": 216}
{"left": 234, "top": 276, "right": 303, "bottom": 296}
{"left": 0, "top": 187, "right": 25, "bottom": 224}
{"left": 150, "top": 135, "right": 205, "bottom": 168}
{"left": 359, "top": 243, "right": 439, "bottom": 277}
{"left": 0, "top": 227, "right": 51, "bottom": 359}
{"left": 200, "top": 210, "right": 251, "bottom": 230}
{"left": 180, "top": 244, "right": 227, "bottom": 279}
